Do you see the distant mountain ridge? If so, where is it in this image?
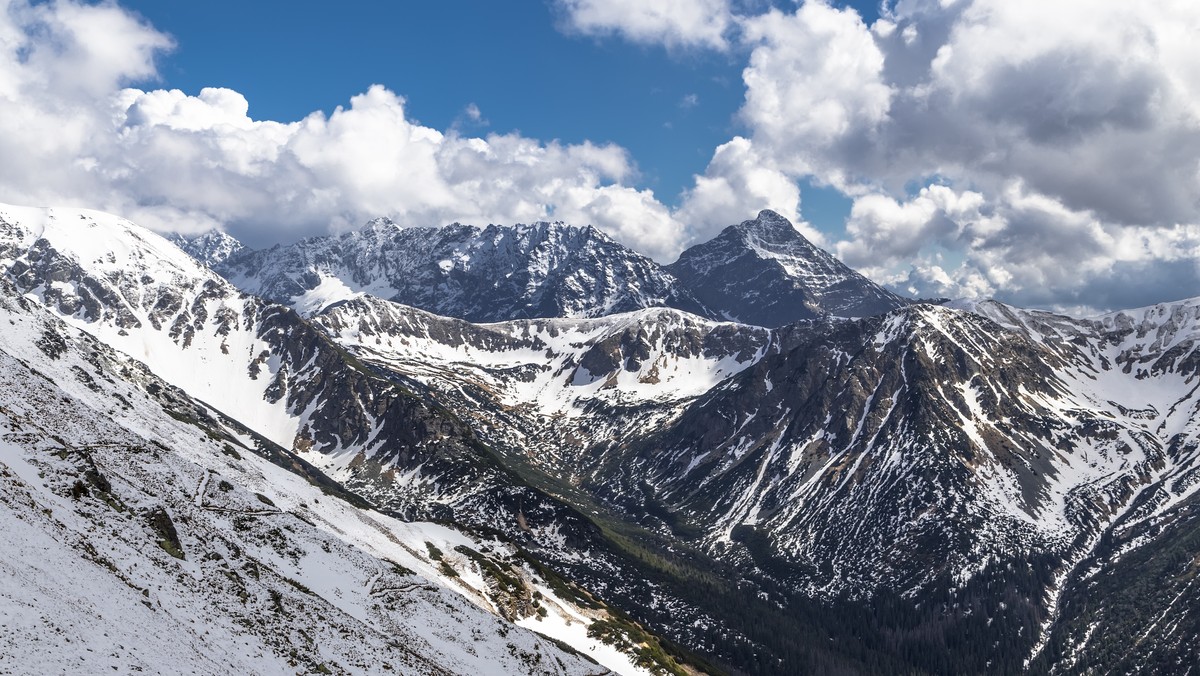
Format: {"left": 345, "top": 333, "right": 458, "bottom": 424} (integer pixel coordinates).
{"left": 216, "top": 217, "right": 709, "bottom": 321}
{"left": 167, "top": 229, "right": 244, "bottom": 267}
{"left": 204, "top": 210, "right": 910, "bottom": 326}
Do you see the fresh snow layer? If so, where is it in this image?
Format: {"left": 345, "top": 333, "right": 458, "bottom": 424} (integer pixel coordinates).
{"left": 0, "top": 202, "right": 654, "bottom": 675}
{"left": 0, "top": 274, "right": 636, "bottom": 675}
{"left": 0, "top": 203, "right": 301, "bottom": 448}
{"left": 317, "top": 297, "right": 770, "bottom": 417}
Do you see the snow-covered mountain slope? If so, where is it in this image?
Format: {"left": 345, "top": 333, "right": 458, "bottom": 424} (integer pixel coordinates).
{"left": 167, "top": 229, "right": 245, "bottom": 268}
{"left": 312, "top": 297, "right": 770, "bottom": 475}
{"left": 961, "top": 298, "right": 1200, "bottom": 670}
{"left": 0, "top": 203, "right": 704, "bottom": 676}
{"left": 633, "top": 302, "right": 1195, "bottom": 593}
{"left": 0, "top": 203, "right": 302, "bottom": 445}
{"left": 318, "top": 288, "right": 1200, "bottom": 672}
{"left": 217, "top": 218, "right": 707, "bottom": 320}
{"left": 1029, "top": 461, "right": 1200, "bottom": 674}
{"left": 0, "top": 276, "right": 620, "bottom": 676}
{"left": 576, "top": 300, "right": 1199, "bottom": 672}
{"left": 0, "top": 203, "right": 524, "bottom": 516}
{"left": 666, "top": 210, "right": 911, "bottom": 325}
{"left": 964, "top": 298, "right": 1200, "bottom": 459}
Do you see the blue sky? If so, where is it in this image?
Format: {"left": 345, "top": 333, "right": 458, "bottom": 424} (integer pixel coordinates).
{"left": 119, "top": 0, "right": 867, "bottom": 237}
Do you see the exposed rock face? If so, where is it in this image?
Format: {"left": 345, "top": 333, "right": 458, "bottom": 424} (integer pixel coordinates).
{"left": 667, "top": 209, "right": 911, "bottom": 325}
{"left": 168, "top": 229, "right": 245, "bottom": 267}
{"left": 217, "top": 218, "right": 707, "bottom": 320}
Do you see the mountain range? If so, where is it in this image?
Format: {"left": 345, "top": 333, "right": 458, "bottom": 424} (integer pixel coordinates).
{"left": 211, "top": 210, "right": 911, "bottom": 325}
{"left": 2, "top": 201, "right": 1198, "bottom": 675}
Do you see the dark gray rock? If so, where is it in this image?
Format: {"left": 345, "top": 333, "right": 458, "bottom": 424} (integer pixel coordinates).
{"left": 168, "top": 230, "right": 245, "bottom": 267}
{"left": 218, "top": 218, "right": 708, "bottom": 321}
{"left": 667, "top": 209, "right": 911, "bottom": 326}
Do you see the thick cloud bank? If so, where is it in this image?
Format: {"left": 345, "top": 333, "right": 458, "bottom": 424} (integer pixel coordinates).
{"left": 559, "top": 0, "right": 1200, "bottom": 310}
{"left": 0, "top": 0, "right": 688, "bottom": 258}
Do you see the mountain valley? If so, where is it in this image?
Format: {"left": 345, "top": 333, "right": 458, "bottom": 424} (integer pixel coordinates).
{"left": 2, "top": 202, "right": 1198, "bottom": 675}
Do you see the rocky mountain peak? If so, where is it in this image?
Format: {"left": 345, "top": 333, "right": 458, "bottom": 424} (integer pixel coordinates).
{"left": 211, "top": 210, "right": 917, "bottom": 326}
{"left": 733, "top": 208, "right": 808, "bottom": 244}
{"left": 666, "top": 211, "right": 911, "bottom": 326}
{"left": 477, "top": 220, "right": 608, "bottom": 249}
{"left": 726, "top": 209, "right": 835, "bottom": 269}
{"left": 360, "top": 216, "right": 402, "bottom": 234}
{"left": 167, "top": 229, "right": 245, "bottom": 268}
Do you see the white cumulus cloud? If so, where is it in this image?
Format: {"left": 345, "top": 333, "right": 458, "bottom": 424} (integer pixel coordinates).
{"left": 737, "top": 3, "right": 892, "bottom": 186}
{"left": 555, "top": 0, "right": 733, "bottom": 50}
{"left": 843, "top": 182, "right": 1200, "bottom": 312}
{"left": 701, "top": 0, "right": 1200, "bottom": 310}
{"left": 0, "top": 0, "right": 690, "bottom": 260}
{"left": 676, "top": 136, "right": 809, "bottom": 244}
